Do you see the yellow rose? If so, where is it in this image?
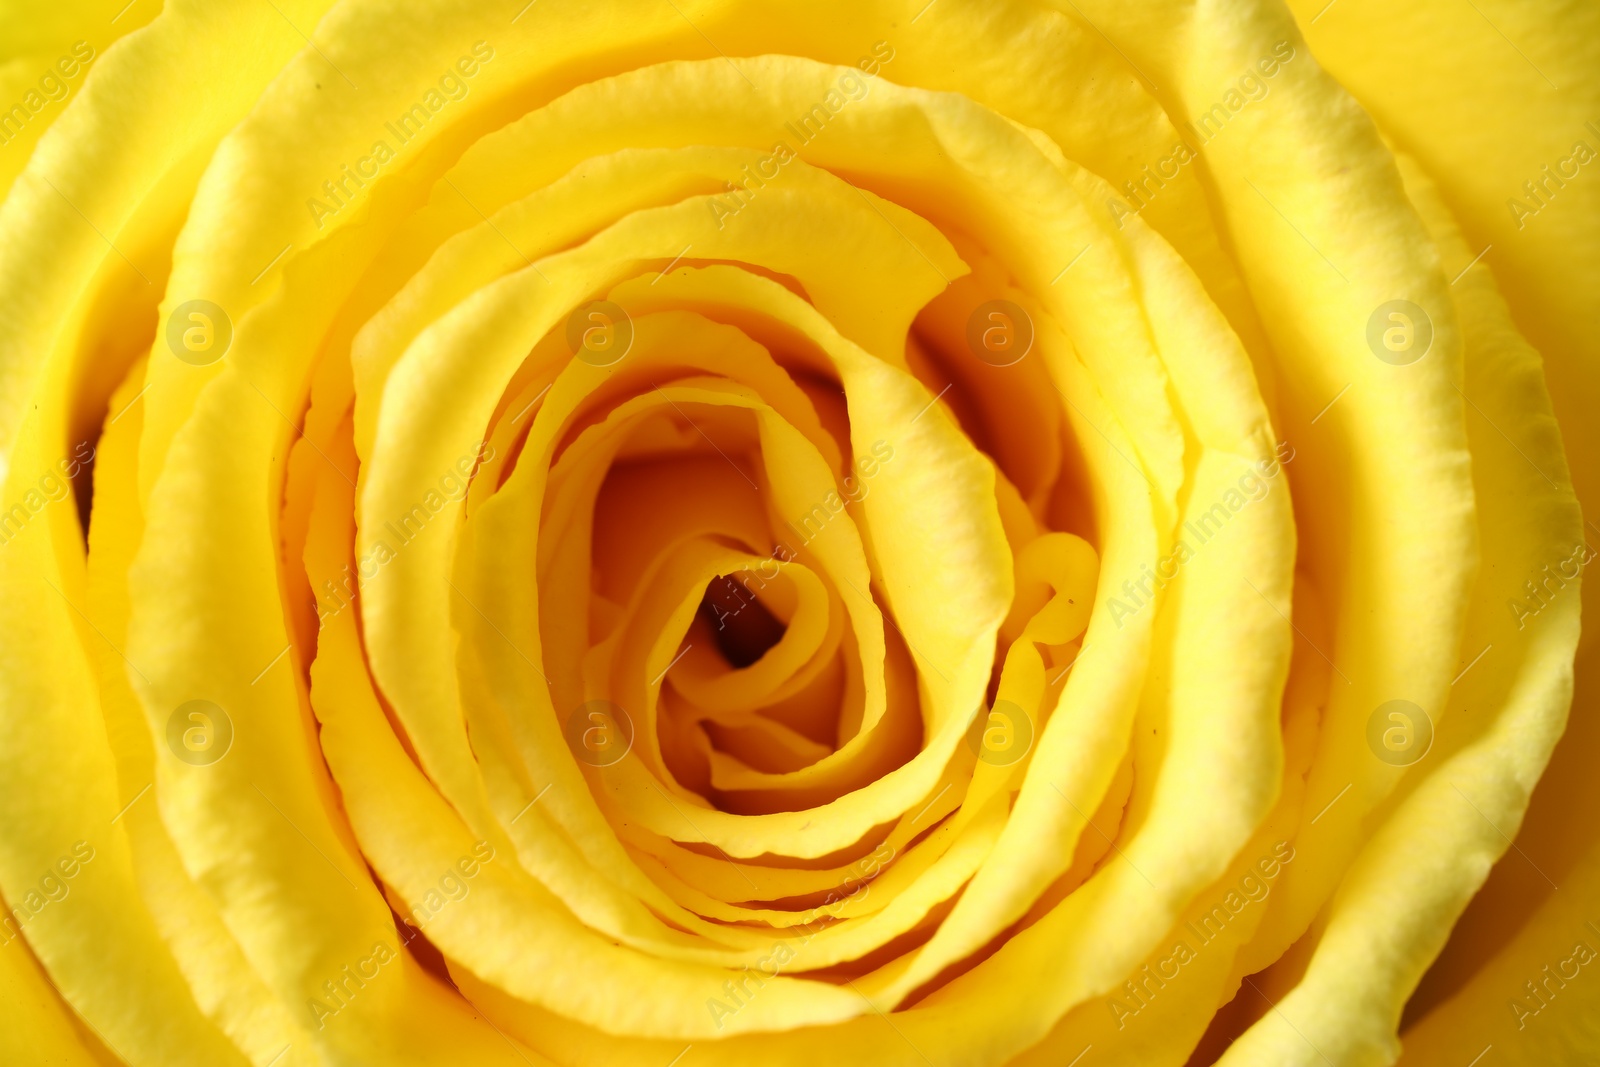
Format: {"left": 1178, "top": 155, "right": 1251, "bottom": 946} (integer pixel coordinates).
{"left": 0, "top": 1, "right": 1592, "bottom": 1065}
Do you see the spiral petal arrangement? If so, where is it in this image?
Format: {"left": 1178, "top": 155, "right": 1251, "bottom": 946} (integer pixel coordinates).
{"left": 0, "top": 2, "right": 1594, "bottom": 1066}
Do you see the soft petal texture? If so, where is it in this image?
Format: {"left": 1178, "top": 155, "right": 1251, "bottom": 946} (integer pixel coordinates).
{"left": 1281, "top": 0, "right": 1600, "bottom": 1060}
{"left": 0, "top": 1, "right": 1589, "bottom": 1066}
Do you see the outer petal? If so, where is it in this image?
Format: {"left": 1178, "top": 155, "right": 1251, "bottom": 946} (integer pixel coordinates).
{"left": 1283, "top": 0, "right": 1600, "bottom": 1059}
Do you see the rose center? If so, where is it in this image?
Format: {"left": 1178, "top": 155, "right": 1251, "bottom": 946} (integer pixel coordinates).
{"left": 698, "top": 574, "right": 788, "bottom": 668}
